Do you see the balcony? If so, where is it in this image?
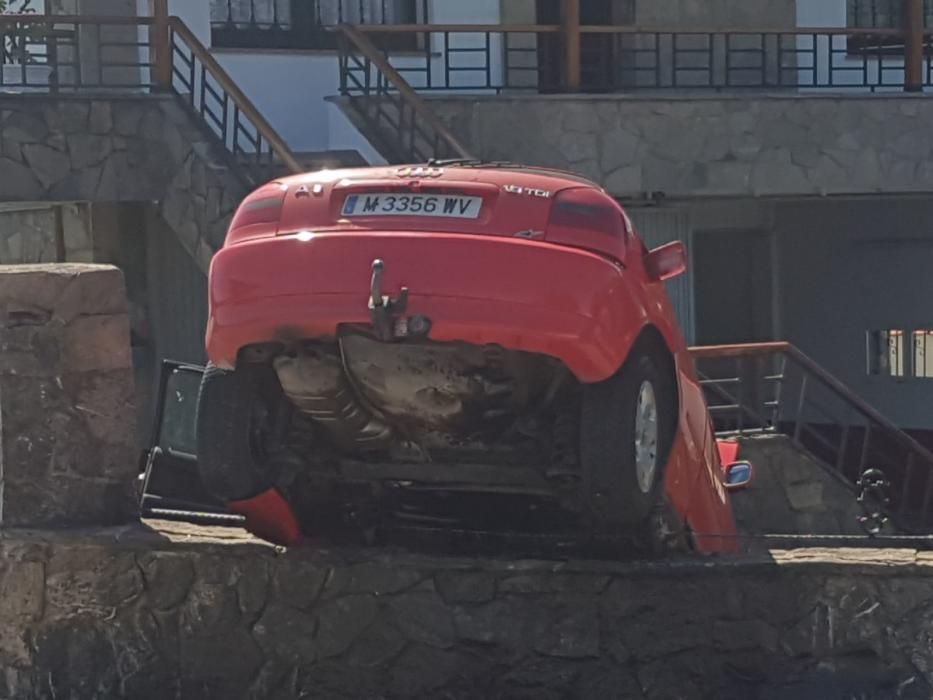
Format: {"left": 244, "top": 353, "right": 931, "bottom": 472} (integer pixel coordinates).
{"left": 335, "top": 21, "right": 933, "bottom": 96}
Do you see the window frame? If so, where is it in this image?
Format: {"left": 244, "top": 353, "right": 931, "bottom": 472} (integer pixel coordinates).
{"left": 210, "top": 0, "right": 425, "bottom": 53}
{"left": 846, "top": 0, "right": 933, "bottom": 56}
{"left": 867, "top": 328, "right": 906, "bottom": 379}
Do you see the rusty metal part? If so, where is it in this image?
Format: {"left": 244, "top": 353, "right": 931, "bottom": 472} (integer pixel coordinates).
{"left": 273, "top": 347, "right": 394, "bottom": 452}
{"left": 369, "top": 259, "right": 409, "bottom": 341}
{"left": 339, "top": 333, "right": 563, "bottom": 441}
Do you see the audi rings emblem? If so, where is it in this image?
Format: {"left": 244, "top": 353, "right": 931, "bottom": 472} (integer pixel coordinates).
{"left": 396, "top": 166, "right": 444, "bottom": 178}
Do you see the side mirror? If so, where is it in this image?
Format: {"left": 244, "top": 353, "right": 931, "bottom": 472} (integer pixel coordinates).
{"left": 724, "top": 461, "right": 753, "bottom": 492}
{"left": 645, "top": 241, "right": 687, "bottom": 282}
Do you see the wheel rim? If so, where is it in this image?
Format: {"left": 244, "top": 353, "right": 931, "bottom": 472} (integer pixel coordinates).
{"left": 634, "top": 380, "right": 659, "bottom": 494}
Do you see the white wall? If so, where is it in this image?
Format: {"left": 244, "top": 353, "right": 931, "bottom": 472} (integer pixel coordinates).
{"left": 797, "top": 0, "right": 911, "bottom": 92}
{"left": 158, "top": 0, "right": 500, "bottom": 160}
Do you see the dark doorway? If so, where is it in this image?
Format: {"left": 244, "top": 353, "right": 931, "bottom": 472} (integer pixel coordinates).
{"left": 693, "top": 230, "right": 775, "bottom": 346}
{"left": 535, "top": 0, "right": 633, "bottom": 92}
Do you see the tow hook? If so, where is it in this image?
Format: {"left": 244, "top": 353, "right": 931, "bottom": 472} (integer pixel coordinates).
{"left": 369, "top": 259, "right": 409, "bottom": 341}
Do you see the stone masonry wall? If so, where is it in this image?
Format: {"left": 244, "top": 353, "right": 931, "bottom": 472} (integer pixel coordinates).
{"left": 0, "top": 204, "right": 93, "bottom": 264}
{"left": 0, "top": 264, "right": 137, "bottom": 527}
{"left": 1, "top": 523, "right": 932, "bottom": 699}
{"left": 728, "top": 434, "right": 870, "bottom": 538}
{"left": 0, "top": 95, "right": 247, "bottom": 271}
{"left": 424, "top": 95, "right": 933, "bottom": 199}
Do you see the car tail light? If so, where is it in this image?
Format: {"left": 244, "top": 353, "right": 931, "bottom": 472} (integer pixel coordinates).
{"left": 545, "top": 187, "right": 626, "bottom": 260}
{"left": 225, "top": 182, "right": 288, "bottom": 245}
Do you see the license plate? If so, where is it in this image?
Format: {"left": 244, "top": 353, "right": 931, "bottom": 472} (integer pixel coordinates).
{"left": 341, "top": 193, "right": 482, "bottom": 219}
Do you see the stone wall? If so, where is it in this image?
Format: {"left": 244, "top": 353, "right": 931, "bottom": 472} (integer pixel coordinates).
{"left": 1, "top": 522, "right": 932, "bottom": 699}
{"left": 0, "top": 95, "right": 246, "bottom": 271}
{"left": 727, "top": 434, "right": 870, "bottom": 537}
{"left": 421, "top": 94, "right": 933, "bottom": 199}
{"left": 0, "top": 203, "right": 93, "bottom": 264}
{"left": 0, "top": 264, "right": 137, "bottom": 527}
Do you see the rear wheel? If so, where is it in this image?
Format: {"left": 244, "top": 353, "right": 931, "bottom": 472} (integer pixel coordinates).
{"left": 579, "top": 351, "right": 676, "bottom": 530}
{"left": 196, "top": 363, "right": 288, "bottom": 502}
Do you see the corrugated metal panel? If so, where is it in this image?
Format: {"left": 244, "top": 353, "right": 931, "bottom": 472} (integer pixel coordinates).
{"left": 146, "top": 211, "right": 209, "bottom": 365}
{"left": 626, "top": 206, "right": 695, "bottom": 344}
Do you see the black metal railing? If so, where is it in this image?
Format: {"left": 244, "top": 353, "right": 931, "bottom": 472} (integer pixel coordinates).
{"left": 210, "top": 0, "right": 428, "bottom": 51}
{"left": 0, "top": 15, "right": 156, "bottom": 90}
{"left": 336, "top": 24, "right": 471, "bottom": 163}
{"left": 168, "top": 18, "right": 302, "bottom": 184}
{"left": 691, "top": 342, "right": 933, "bottom": 532}
{"left": 340, "top": 25, "right": 933, "bottom": 93}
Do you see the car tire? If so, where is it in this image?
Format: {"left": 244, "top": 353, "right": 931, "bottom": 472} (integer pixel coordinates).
{"left": 196, "top": 362, "right": 287, "bottom": 502}
{"left": 580, "top": 350, "right": 675, "bottom": 529}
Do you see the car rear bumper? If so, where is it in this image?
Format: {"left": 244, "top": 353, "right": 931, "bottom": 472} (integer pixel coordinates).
{"left": 206, "top": 232, "right": 646, "bottom": 382}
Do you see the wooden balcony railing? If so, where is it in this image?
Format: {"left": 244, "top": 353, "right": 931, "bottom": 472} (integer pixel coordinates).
{"left": 339, "top": 15, "right": 933, "bottom": 94}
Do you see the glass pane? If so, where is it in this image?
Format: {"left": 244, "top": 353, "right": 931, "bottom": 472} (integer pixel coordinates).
{"left": 914, "top": 331, "right": 933, "bottom": 378}
{"left": 158, "top": 368, "right": 202, "bottom": 455}
{"left": 867, "top": 329, "right": 905, "bottom": 377}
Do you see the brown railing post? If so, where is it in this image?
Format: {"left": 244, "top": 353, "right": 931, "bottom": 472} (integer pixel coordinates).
{"left": 904, "top": 0, "right": 924, "bottom": 92}
{"left": 561, "top": 0, "right": 581, "bottom": 92}
{"left": 153, "top": 0, "right": 172, "bottom": 90}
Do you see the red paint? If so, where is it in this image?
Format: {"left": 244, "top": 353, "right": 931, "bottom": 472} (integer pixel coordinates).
{"left": 208, "top": 165, "right": 741, "bottom": 554}
{"left": 227, "top": 488, "right": 302, "bottom": 546}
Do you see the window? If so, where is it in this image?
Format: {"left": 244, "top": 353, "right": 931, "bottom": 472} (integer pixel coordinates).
{"left": 867, "top": 329, "right": 905, "bottom": 377}
{"left": 210, "top": 0, "right": 425, "bottom": 52}
{"left": 158, "top": 367, "right": 202, "bottom": 456}
{"left": 847, "top": 0, "right": 933, "bottom": 53}
{"left": 913, "top": 330, "right": 933, "bottom": 378}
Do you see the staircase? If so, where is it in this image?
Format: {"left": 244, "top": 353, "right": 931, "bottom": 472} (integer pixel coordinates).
{"left": 691, "top": 342, "right": 933, "bottom": 533}
{"left": 333, "top": 25, "right": 473, "bottom": 164}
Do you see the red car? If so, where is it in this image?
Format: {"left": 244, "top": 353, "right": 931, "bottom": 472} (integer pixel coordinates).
{"left": 196, "top": 161, "right": 753, "bottom": 554}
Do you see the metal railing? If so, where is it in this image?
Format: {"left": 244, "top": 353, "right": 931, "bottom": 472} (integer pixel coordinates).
{"left": 336, "top": 23, "right": 471, "bottom": 163}
{"left": 210, "top": 0, "right": 429, "bottom": 51}
{"left": 337, "top": 24, "right": 933, "bottom": 93}
{"left": 168, "top": 17, "right": 302, "bottom": 184}
{"left": 0, "top": 14, "right": 157, "bottom": 90}
{"left": 0, "top": 12, "right": 302, "bottom": 186}
{"left": 690, "top": 342, "right": 933, "bottom": 531}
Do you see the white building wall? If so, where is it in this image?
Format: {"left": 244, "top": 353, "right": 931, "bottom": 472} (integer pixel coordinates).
{"left": 797, "top": 0, "right": 910, "bottom": 92}
{"left": 162, "top": 0, "right": 501, "bottom": 159}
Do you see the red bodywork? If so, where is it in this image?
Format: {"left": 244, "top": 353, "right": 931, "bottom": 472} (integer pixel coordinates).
{"left": 207, "top": 165, "right": 741, "bottom": 553}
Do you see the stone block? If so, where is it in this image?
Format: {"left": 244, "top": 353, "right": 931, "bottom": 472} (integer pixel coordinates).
{"left": 0, "top": 158, "right": 42, "bottom": 200}
{"left": 786, "top": 480, "right": 824, "bottom": 511}
{"left": 22, "top": 143, "right": 70, "bottom": 190}
{"left": 0, "top": 264, "right": 137, "bottom": 528}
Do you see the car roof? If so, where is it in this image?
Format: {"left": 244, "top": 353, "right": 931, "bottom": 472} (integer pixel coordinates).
{"left": 275, "top": 161, "right": 606, "bottom": 193}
